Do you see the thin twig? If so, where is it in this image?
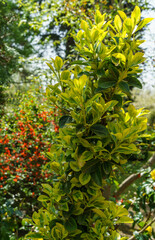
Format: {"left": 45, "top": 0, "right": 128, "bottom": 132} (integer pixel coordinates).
{"left": 128, "top": 217, "right": 155, "bottom": 240}
{"left": 144, "top": 208, "right": 152, "bottom": 226}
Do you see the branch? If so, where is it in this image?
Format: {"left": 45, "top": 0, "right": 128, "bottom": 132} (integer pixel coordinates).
{"left": 128, "top": 216, "right": 155, "bottom": 240}
{"left": 114, "top": 154, "right": 155, "bottom": 198}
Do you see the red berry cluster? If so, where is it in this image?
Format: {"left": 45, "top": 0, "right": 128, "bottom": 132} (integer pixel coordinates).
{"left": 0, "top": 106, "right": 59, "bottom": 190}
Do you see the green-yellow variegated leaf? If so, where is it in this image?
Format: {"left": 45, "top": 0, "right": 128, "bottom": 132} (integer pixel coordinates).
{"left": 97, "top": 19, "right": 106, "bottom": 29}
{"left": 114, "top": 15, "right": 122, "bottom": 32}
{"left": 116, "top": 143, "right": 138, "bottom": 154}
{"left": 93, "top": 208, "right": 106, "bottom": 218}
{"left": 79, "top": 172, "right": 91, "bottom": 185}
{"left": 50, "top": 162, "right": 61, "bottom": 173}
{"left": 91, "top": 28, "right": 100, "bottom": 42}
{"left": 72, "top": 190, "right": 83, "bottom": 201}
{"left": 46, "top": 62, "right": 55, "bottom": 72}
{"left": 77, "top": 30, "right": 84, "bottom": 40}
{"left": 70, "top": 161, "right": 80, "bottom": 172}
{"left": 78, "top": 138, "right": 91, "bottom": 148}
{"left": 118, "top": 10, "right": 127, "bottom": 21}
{"left": 74, "top": 75, "right": 88, "bottom": 90}
{"left": 81, "top": 20, "right": 89, "bottom": 32}
{"left": 114, "top": 133, "right": 123, "bottom": 141}
{"left": 25, "top": 232, "right": 45, "bottom": 239}
{"left": 60, "top": 202, "right": 69, "bottom": 211}
{"left": 71, "top": 111, "right": 80, "bottom": 123}
{"left": 70, "top": 177, "right": 82, "bottom": 188}
{"left": 123, "top": 18, "right": 134, "bottom": 35}
{"left": 116, "top": 216, "right": 133, "bottom": 224}
{"left": 52, "top": 223, "right": 68, "bottom": 238}
{"left": 98, "top": 31, "right": 108, "bottom": 42}
{"left": 103, "top": 100, "right": 118, "bottom": 113}
{"left": 131, "top": 6, "right": 141, "bottom": 25}
{"left": 61, "top": 70, "right": 70, "bottom": 80}
{"left": 85, "top": 93, "right": 102, "bottom": 108}
{"left": 38, "top": 195, "right": 50, "bottom": 202}
{"left": 72, "top": 207, "right": 84, "bottom": 216}
{"left": 128, "top": 104, "right": 137, "bottom": 118}
{"left": 60, "top": 92, "right": 70, "bottom": 102}
{"left": 80, "top": 151, "right": 93, "bottom": 162}
{"left": 77, "top": 156, "right": 86, "bottom": 168}
{"left": 54, "top": 56, "right": 63, "bottom": 71}
{"left": 95, "top": 10, "right": 104, "bottom": 24}
{"left": 42, "top": 184, "right": 53, "bottom": 196}
{"left": 115, "top": 206, "right": 129, "bottom": 217}
{"left": 135, "top": 18, "right": 154, "bottom": 33}
{"left": 128, "top": 52, "right": 145, "bottom": 67}
{"left": 112, "top": 53, "right": 126, "bottom": 63}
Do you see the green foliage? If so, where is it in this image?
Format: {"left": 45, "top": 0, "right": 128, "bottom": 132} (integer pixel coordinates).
{"left": 25, "top": 7, "right": 153, "bottom": 240}
{"left": 0, "top": 0, "right": 34, "bottom": 86}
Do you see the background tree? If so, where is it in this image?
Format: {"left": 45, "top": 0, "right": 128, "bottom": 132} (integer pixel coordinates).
{"left": 17, "top": 0, "right": 151, "bottom": 59}
{"left": 0, "top": 0, "right": 36, "bottom": 114}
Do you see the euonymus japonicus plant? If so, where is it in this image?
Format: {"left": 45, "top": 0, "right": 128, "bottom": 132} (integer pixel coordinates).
{"left": 25, "top": 7, "right": 153, "bottom": 240}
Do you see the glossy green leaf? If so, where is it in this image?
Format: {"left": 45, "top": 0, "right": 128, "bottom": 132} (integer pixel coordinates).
{"left": 112, "top": 94, "right": 122, "bottom": 108}
{"left": 64, "top": 217, "right": 77, "bottom": 232}
{"left": 91, "top": 166, "right": 102, "bottom": 186}
{"left": 119, "top": 81, "right": 130, "bottom": 94}
{"left": 103, "top": 161, "right": 112, "bottom": 174}
{"left": 59, "top": 115, "right": 72, "bottom": 128}
{"left": 128, "top": 77, "right": 142, "bottom": 89}
{"left": 98, "top": 79, "right": 116, "bottom": 89}
{"left": 90, "top": 124, "right": 109, "bottom": 137}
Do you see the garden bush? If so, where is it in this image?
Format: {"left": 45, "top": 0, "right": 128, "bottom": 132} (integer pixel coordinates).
{"left": 0, "top": 87, "right": 59, "bottom": 239}
{"left": 24, "top": 6, "right": 154, "bottom": 240}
